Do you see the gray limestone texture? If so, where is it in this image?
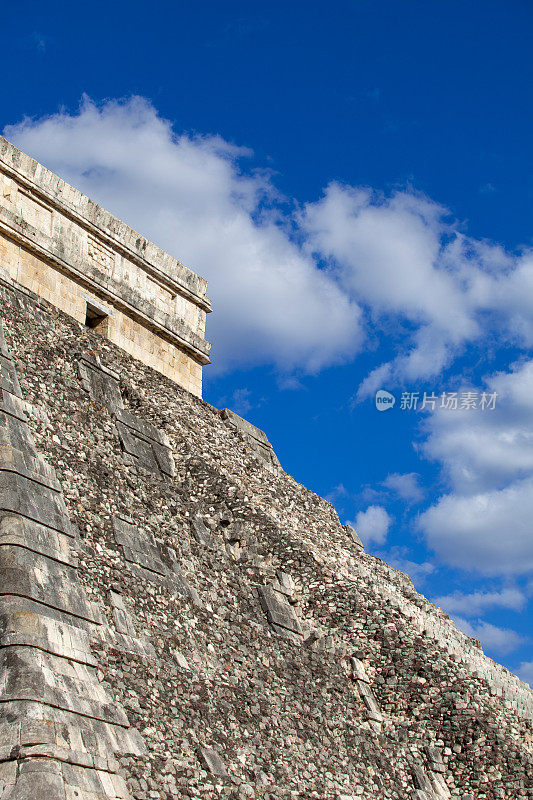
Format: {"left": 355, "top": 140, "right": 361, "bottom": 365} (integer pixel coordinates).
{"left": 0, "top": 282, "right": 531, "bottom": 800}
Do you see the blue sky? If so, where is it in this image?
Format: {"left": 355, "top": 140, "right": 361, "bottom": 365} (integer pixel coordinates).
{"left": 2, "top": 0, "right": 533, "bottom": 680}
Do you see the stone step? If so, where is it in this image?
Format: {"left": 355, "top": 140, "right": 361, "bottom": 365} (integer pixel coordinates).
{"left": 0, "top": 320, "right": 145, "bottom": 798}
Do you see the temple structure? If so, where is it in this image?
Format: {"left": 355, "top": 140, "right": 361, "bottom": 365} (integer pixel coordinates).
{"left": 0, "top": 138, "right": 531, "bottom": 800}
{"left": 0, "top": 136, "right": 211, "bottom": 397}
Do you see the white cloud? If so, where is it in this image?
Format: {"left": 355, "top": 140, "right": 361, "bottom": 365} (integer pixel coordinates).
{"left": 453, "top": 618, "right": 527, "bottom": 656}
{"left": 301, "top": 184, "right": 479, "bottom": 395}
{"left": 382, "top": 472, "right": 424, "bottom": 503}
{"left": 490, "top": 358, "right": 533, "bottom": 411}
{"left": 352, "top": 505, "right": 392, "bottom": 545}
{"left": 6, "top": 96, "right": 533, "bottom": 394}
{"left": 4, "top": 96, "right": 362, "bottom": 376}
{"left": 325, "top": 483, "right": 349, "bottom": 503}
{"left": 517, "top": 660, "right": 533, "bottom": 687}
{"left": 301, "top": 182, "right": 533, "bottom": 397}
{"left": 302, "top": 185, "right": 474, "bottom": 335}
{"left": 419, "top": 360, "right": 533, "bottom": 576}
{"left": 419, "top": 475, "right": 533, "bottom": 575}
{"left": 421, "top": 360, "right": 533, "bottom": 495}
{"left": 434, "top": 587, "right": 526, "bottom": 617}
{"left": 381, "top": 546, "right": 435, "bottom": 587}
{"left": 355, "top": 362, "right": 394, "bottom": 403}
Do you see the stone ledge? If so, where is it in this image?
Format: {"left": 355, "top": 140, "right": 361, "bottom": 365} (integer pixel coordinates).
{"left": 0, "top": 215, "right": 211, "bottom": 363}
{"left": 0, "top": 515, "right": 76, "bottom": 567}
{"left": 220, "top": 408, "right": 282, "bottom": 474}
{"left": 0, "top": 135, "right": 211, "bottom": 315}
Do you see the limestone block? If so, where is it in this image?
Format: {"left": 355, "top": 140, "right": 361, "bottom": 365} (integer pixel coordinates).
{"left": 412, "top": 765, "right": 437, "bottom": 796}
{"left": 355, "top": 680, "right": 383, "bottom": 722}
{"left": 78, "top": 356, "right": 123, "bottom": 412}
{"left": 0, "top": 545, "right": 102, "bottom": 625}
{"left": 112, "top": 516, "right": 168, "bottom": 576}
{"left": 0, "top": 471, "right": 73, "bottom": 535}
{"left": 270, "top": 623, "right": 305, "bottom": 645}
{"left": 112, "top": 516, "right": 198, "bottom": 603}
{"left": 0, "top": 595, "right": 100, "bottom": 640}
{"left": 0, "top": 514, "right": 74, "bottom": 566}
{"left": 2, "top": 765, "right": 66, "bottom": 800}
{"left": 0, "top": 321, "right": 10, "bottom": 359}
{"left": 0, "top": 760, "right": 17, "bottom": 792}
{"left": 0, "top": 392, "right": 28, "bottom": 425}
{"left": 191, "top": 515, "right": 215, "bottom": 549}
{"left": 220, "top": 408, "right": 281, "bottom": 473}
{"left": 429, "top": 770, "right": 451, "bottom": 799}
{"left": 0, "top": 455, "right": 61, "bottom": 493}
{"left": 114, "top": 409, "right": 170, "bottom": 449}
{"left": 172, "top": 650, "right": 191, "bottom": 670}
{"left": 350, "top": 657, "right": 370, "bottom": 683}
{"left": 0, "top": 611, "right": 97, "bottom": 666}
{"left": 108, "top": 592, "right": 137, "bottom": 638}
{"left": 114, "top": 409, "right": 174, "bottom": 478}
{"left": 198, "top": 746, "right": 228, "bottom": 777}
{"left": 0, "top": 647, "right": 129, "bottom": 726}
{"left": 343, "top": 524, "right": 364, "bottom": 549}
{"left": 0, "top": 354, "right": 22, "bottom": 398}
{"left": 0, "top": 700, "right": 144, "bottom": 759}
{"left": 0, "top": 410, "right": 59, "bottom": 487}
{"left": 19, "top": 719, "right": 57, "bottom": 746}
{"left": 107, "top": 628, "right": 156, "bottom": 660}
{"left": 257, "top": 586, "right": 303, "bottom": 636}
{"left": 424, "top": 746, "right": 444, "bottom": 773}
{"left": 17, "top": 744, "right": 92, "bottom": 768}
{"left": 272, "top": 570, "right": 296, "bottom": 598}
{"left": 0, "top": 722, "right": 21, "bottom": 750}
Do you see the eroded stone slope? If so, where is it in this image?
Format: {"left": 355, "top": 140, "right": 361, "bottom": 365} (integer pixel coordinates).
{"left": 0, "top": 269, "right": 531, "bottom": 800}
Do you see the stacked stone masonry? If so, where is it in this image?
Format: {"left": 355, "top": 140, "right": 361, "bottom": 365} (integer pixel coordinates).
{"left": 0, "top": 137, "right": 211, "bottom": 397}
{"left": 219, "top": 409, "right": 282, "bottom": 476}
{"left": 0, "top": 316, "right": 147, "bottom": 798}
{"left": 0, "top": 269, "right": 532, "bottom": 799}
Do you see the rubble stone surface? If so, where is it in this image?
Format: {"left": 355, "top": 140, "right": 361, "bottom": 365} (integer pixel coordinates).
{"left": 0, "top": 135, "right": 211, "bottom": 396}
{"left": 0, "top": 268, "right": 532, "bottom": 799}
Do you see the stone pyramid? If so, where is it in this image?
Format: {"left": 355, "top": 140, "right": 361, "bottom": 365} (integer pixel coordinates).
{"left": 0, "top": 265, "right": 531, "bottom": 799}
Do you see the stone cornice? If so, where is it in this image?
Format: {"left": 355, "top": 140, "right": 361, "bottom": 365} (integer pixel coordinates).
{"left": 0, "top": 206, "right": 211, "bottom": 364}
{"left": 0, "top": 135, "right": 212, "bottom": 314}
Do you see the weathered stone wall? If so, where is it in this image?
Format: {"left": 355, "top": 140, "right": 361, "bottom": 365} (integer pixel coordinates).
{"left": 0, "top": 137, "right": 211, "bottom": 397}
{"left": 0, "top": 273, "right": 531, "bottom": 800}
{"left": 219, "top": 408, "right": 282, "bottom": 475}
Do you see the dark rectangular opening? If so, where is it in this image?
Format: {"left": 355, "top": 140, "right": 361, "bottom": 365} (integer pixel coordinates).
{"left": 85, "top": 303, "right": 109, "bottom": 335}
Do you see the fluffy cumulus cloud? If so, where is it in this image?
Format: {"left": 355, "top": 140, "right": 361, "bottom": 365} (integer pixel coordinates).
{"left": 434, "top": 587, "right": 526, "bottom": 617}
{"left": 6, "top": 96, "right": 533, "bottom": 389}
{"left": 518, "top": 661, "right": 533, "bottom": 687}
{"left": 380, "top": 546, "right": 435, "bottom": 587}
{"left": 421, "top": 360, "right": 533, "bottom": 495}
{"left": 419, "top": 359, "right": 533, "bottom": 575}
{"left": 301, "top": 183, "right": 533, "bottom": 398}
{"left": 302, "top": 185, "right": 476, "bottom": 340}
{"left": 419, "top": 476, "right": 533, "bottom": 575}
{"left": 4, "top": 96, "right": 362, "bottom": 375}
{"left": 454, "top": 618, "right": 527, "bottom": 656}
{"left": 352, "top": 505, "right": 392, "bottom": 545}
{"left": 382, "top": 472, "right": 424, "bottom": 503}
